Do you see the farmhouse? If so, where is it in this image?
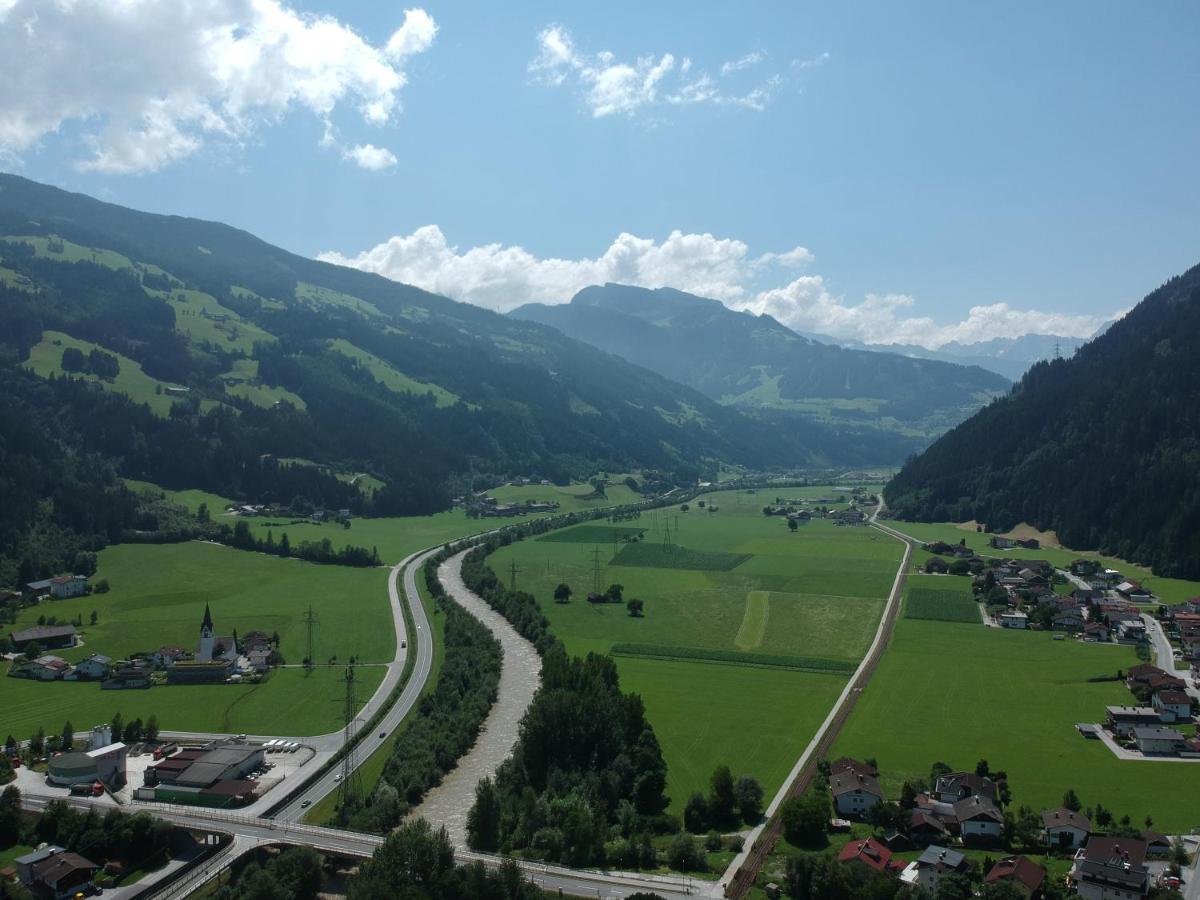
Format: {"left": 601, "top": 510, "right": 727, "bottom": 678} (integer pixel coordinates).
{"left": 1152, "top": 690, "right": 1192, "bottom": 723}
{"left": 69, "top": 653, "right": 112, "bottom": 680}
{"left": 23, "top": 579, "right": 53, "bottom": 598}
{"left": 49, "top": 574, "right": 88, "bottom": 599}
{"left": 9, "top": 623, "right": 77, "bottom": 651}
{"left": 984, "top": 855, "right": 1046, "bottom": 899}
{"left": 1042, "top": 807, "right": 1091, "bottom": 849}
{"left": 9, "top": 654, "right": 73, "bottom": 680}
{"left": 830, "top": 770, "right": 883, "bottom": 817}
{"left": 102, "top": 660, "right": 153, "bottom": 689}
{"left": 1133, "top": 726, "right": 1185, "bottom": 755}
{"left": 1070, "top": 836, "right": 1150, "bottom": 900}
{"left": 1106, "top": 706, "right": 1162, "bottom": 737}
{"left": 836, "top": 837, "right": 897, "bottom": 874}
{"left": 953, "top": 796, "right": 1004, "bottom": 844}
{"left": 898, "top": 846, "right": 968, "bottom": 892}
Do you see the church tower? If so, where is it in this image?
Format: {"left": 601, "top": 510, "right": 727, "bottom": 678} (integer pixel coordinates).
{"left": 198, "top": 603, "right": 215, "bottom": 662}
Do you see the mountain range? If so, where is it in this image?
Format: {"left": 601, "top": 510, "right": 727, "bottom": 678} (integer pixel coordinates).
{"left": 512, "top": 283, "right": 1009, "bottom": 438}
{"left": 885, "top": 261, "right": 1200, "bottom": 578}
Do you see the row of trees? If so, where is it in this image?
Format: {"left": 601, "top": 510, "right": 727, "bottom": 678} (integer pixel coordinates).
{"left": 683, "top": 765, "right": 764, "bottom": 832}
{"left": 225, "top": 520, "right": 381, "bottom": 567}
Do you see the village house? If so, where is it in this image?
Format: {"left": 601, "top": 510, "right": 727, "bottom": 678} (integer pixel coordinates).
{"left": 933, "top": 771, "right": 998, "bottom": 804}
{"left": 1116, "top": 580, "right": 1153, "bottom": 602}
{"left": 953, "top": 796, "right": 1004, "bottom": 845}
{"left": 1133, "top": 726, "right": 1185, "bottom": 755}
{"left": 1152, "top": 690, "right": 1193, "bottom": 723}
{"left": 907, "top": 810, "right": 951, "bottom": 845}
{"left": 102, "top": 659, "right": 153, "bottom": 690}
{"left": 830, "top": 769, "right": 884, "bottom": 818}
{"left": 985, "top": 855, "right": 1046, "bottom": 899}
{"left": 9, "top": 623, "right": 77, "bottom": 652}
{"left": 999, "top": 610, "right": 1029, "bottom": 629}
{"left": 15, "top": 847, "right": 99, "bottom": 899}
{"left": 152, "top": 645, "right": 188, "bottom": 668}
{"left": 70, "top": 653, "right": 112, "bottom": 681}
{"left": 1042, "top": 807, "right": 1091, "bottom": 849}
{"left": 1053, "top": 609, "right": 1086, "bottom": 631}
{"left": 836, "top": 837, "right": 899, "bottom": 875}
{"left": 1106, "top": 706, "right": 1162, "bottom": 738}
{"left": 23, "top": 579, "right": 53, "bottom": 598}
{"left": 1070, "top": 837, "right": 1150, "bottom": 900}
{"left": 1083, "top": 622, "right": 1110, "bottom": 642}
{"left": 1142, "top": 830, "right": 1173, "bottom": 858}
{"left": 830, "top": 756, "right": 877, "bottom": 777}
{"left": 898, "top": 846, "right": 968, "bottom": 893}
{"left": 49, "top": 574, "right": 89, "bottom": 599}
{"left": 9, "top": 654, "right": 73, "bottom": 680}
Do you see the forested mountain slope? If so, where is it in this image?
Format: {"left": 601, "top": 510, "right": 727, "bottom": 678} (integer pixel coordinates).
{"left": 512, "top": 283, "right": 1008, "bottom": 438}
{"left": 0, "top": 174, "right": 913, "bottom": 583}
{"left": 885, "top": 261, "right": 1200, "bottom": 578}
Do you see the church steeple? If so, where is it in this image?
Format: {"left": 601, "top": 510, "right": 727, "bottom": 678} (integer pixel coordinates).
{"left": 201, "top": 603, "right": 214, "bottom": 635}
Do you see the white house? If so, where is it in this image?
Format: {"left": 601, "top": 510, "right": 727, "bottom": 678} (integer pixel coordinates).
{"left": 49, "top": 575, "right": 88, "bottom": 599}
{"left": 954, "top": 796, "right": 1004, "bottom": 844}
{"left": 1042, "top": 807, "right": 1090, "bottom": 849}
{"left": 71, "top": 654, "right": 111, "bottom": 681}
{"left": 830, "top": 771, "right": 883, "bottom": 817}
{"left": 899, "top": 846, "right": 968, "bottom": 892}
{"left": 999, "top": 610, "right": 1028, "bottom": 629}
{"left": 1152, "top": 690, "right": 1192, "bottom": 723}
{"left": 1134, "top": 726, "right": 1184, "bottom": 756}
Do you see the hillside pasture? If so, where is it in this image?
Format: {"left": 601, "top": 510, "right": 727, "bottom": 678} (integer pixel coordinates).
{"left": 904, "top": 587, "right": 981, "bottom": 623}
{"left": 537, "top": 524, "right": 647, "bottom": 544}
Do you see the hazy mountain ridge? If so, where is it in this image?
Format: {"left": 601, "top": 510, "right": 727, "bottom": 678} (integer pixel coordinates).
{"left": 512, "top": 283, "right": 1009, "bottom": 438}
{"left": 885, "top": 261, "right": 1200, "bottom": 578}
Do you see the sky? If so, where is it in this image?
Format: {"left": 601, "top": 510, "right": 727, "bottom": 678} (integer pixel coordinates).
{"left": 1, "top": 1, "right": 1197, "bottom": 349}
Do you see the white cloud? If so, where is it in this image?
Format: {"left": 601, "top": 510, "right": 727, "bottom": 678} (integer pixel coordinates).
{"left": 322, "top": 226, "right": 1116, "bottom": 349}
{"left": 530, "top": 25, "right": 793, "bottom": 117}
{"left": 791, "top": 51, "right": 831, "bottom": 70}
{"left": 721, "top": 50, "right": 766, "bottom": 75}
{"left": 0, "top": 1, "right": 435, "bottom": 173}
{"left": 342, "top": 143, "right": 397, "bottom": 171}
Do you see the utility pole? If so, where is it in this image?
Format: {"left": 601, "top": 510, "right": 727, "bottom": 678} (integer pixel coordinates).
{"left": 509, "top": 559, "right": 520, "bottom": 592}
{"left": 663, "top": 515, "right": 672, "bottom": 549}
{"left": 302, "top": 604, "right": 319, "bottom": 673}
{"left": 592, "top": 546, "right": 602, "bottom": 595}
{"left": 337, "top": 664, "right": 362, "bottom": 811}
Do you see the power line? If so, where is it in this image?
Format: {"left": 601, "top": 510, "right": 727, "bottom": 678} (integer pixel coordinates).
{"left": 509, "top": 559, "right": 520, "bottom": 592}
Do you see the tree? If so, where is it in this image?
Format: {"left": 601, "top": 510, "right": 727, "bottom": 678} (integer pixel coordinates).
{"left": 626, "top": 598, "right": 644, "bottom": 617}
{"left": 29, "top": 728, "right": 44, "bottom": 757}
{"left": 1062, "top": 788, "right": 1081, "bottom": 812}
{"left": 975, "top": 759, "right": 990, "bottom": 777}
{"left": 110, "top": 713, "right": 124, "bottom": 744}
{"left": 0, "top": 785, "right": 22, "bottom": 846}
{"left": 781, "top": 791, "right": 829, "bottom": 847}
{"left": 900, "top": 781, "right": 919, "bottom": 810}
{"left": 683, "top": 792, "right": 708, "bottom": 833}
{"left": 788, "top": 518, "right": 799, "bottom": 533}
{"left": 980, "top": 880, "right": 1026, "bottom": 900}
{"left": 734, "top": 775, "right": 764, "bottom": 823}
{"left": 708, "top": 765, "right": 736, "bottom": 825}
{"left": 867, "top": 801, "right": 907, "bottom": 833}
{"left": 930, "top": 761, "right": 952, "bottom": 783}
{"left": 60, "top": 347, "right": 86, "bottom": 373}
{"left": 605, "top": 583, "right": 624, "bottom": 603}
{"left": 935, "top": 872, "right": 975, "bottom": 900}
{"left": 89, "top": 611, "right": 98, "bottom": 626}
{"left": 60, "top": 722, "right": 73, "bottom": 751}
{"left": 467, "top": 777, "right": 501, "bottom": 851}
{"left": 553, "top": 583, "right": 572, "bottom": 604}
{"left": 144, "top": 715, "right": 159, "bottom": 742}
{"left": 666, "top": 833, "right": 705, "bottom": 871}
{"left": 680, "top": 504, "right": 689, "bottom": 512}
{"left": 197, "top": 502, "right": 210, "bottom": 523}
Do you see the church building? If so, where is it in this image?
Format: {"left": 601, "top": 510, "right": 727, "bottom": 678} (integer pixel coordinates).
{"left": 197, "top": 604, "right": 239, "bottom": 664}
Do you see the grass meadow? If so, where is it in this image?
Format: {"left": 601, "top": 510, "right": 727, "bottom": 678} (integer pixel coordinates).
{"left": 832, "top": 599, "right": 1200, "bottom": 832}
{"left": 2, "top": 542, "right": 390, "bottom": 737}
{"left": 487, "top": 488, "right": 902, "bottom": 810}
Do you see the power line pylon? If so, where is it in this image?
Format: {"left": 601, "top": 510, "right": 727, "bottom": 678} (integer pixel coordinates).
{"left": 338, "top": 664, "right": 362, "bottom": 810}
{"left": 302, "top": 604, "right": 319, "bottom": 673}
{"left": 509, "top": 559, "right": 520, "bottom": 592}
{"left": 592, "top": 546, "right": 603, "bottom": 595}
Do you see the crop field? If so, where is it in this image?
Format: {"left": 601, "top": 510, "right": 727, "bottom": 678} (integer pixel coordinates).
{"left": 1, "top": 542, "right": 390, "bottom": 736}
{"left": 904, "top": 587, "right": 980, "bottom": 623}
{"left": 832, "top": 614, "right": 1200, "bottom": 832}
{"left": 610, "top": 542, "right": 751, "bottom": 572}
{"left": 488, "top": 487, "right": 903, "bottom": 809}
{"left": 538, "top": 524, "right": 647, "bottom": 544}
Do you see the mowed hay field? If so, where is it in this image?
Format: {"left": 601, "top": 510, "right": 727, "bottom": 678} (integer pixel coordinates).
{"left": 1, "top": 542, "right": 390, "bottom": 737}
{"left": 832, "top": 598, "right": 1200, "bottom": 832}
{"left": 487, "top": 488, "right": 903, "bottom": 811}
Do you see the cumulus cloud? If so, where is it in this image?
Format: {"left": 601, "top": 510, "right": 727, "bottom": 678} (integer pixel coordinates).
{"left": 529, "top": 25, "right": 795, "bottom": 117}
{"left": 0, "top": 1, "right": 435, "bottom": 173}
{"left": 342, "top": 143, "right": 398, "bottom": 170}
{"left": 321, "top": 227, "right": 1115, "bottom": 349}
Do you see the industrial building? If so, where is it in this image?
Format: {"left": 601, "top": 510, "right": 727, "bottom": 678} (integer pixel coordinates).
{"left": 136, "top": 742, "right": 264, "bottom": 808}
{"left": 46, "top": 742, "right": 128, "bottom": 788}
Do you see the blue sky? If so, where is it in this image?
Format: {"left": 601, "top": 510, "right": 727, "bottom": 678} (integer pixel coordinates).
{"left": 1, "top": 1, "right": 1197, "bottom": 346}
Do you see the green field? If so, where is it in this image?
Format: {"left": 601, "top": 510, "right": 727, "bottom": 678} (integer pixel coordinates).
{"left": 1, "top": 542, "right": 391, "bottom": 737}
{"left": 885, "top": 519, "right": 1200, "bottom": 603}
{"left": 221, "top": 358, "right": 306, "bottom": 410}
{"left": 610, "top": 644, "right": 856, "bottom": 674}
{"left": 610, "top": 542, "right": 751, "bottom": 572}
{"left": 488, "top": 488, "right": 902, "bottom": 810}
{"left": 155, "top": 288, "right": 276, "bottom": 355}
{"left": 487, "top": 478, "right": 645, "bottom": 513}
{"left": 538, "top": 524, "right": 647, "bottom": 544}
{"left": 24, "top": 330, "right": 187, "bottom": 417}
{"left": 904, "top": 586, "right": 980, "bottom": 623}
{"left": 328, "top": 339, "right": 460, "bottom": 408}
{"left": 832, "top": 613, "right": 1200, "bottom": 831}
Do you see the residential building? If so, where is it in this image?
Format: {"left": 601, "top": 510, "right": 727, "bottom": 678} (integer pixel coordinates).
{"left": 1153, "top": 690, "right": 1192, "bottom": 723}
{"left": 1070, "top": 837, "right": 1150, "bottom": 900}
{"left": 1105, "top": 706, "right": 1162, "bottom": 738}
{"left": 836, "top": 838, "right": 896, "bottom": 875}
{"left": 1053, "top": 609, "right": 1086, "bottom": 631}
{"left": 954, "top": 796, "right": 1004, "bottom": 844}
{"left": 1133, "top": 726, "right": 1184, "bottom": 755}
{"left": 1083, "top": 622, "right": 1110, "bottom": 642}
{"left": 9, "top": 654, "right": 73, "bottom": 680}
{"left": 829, "top": 757, "right": 877, "bottom": 777}
{"left": 152, "top": 645, "right": 188, "bottom": 668}
{"left": 1042, "top": 807, "right": 1091, "bottom": 849}
{"left": 49, "top": 574, "right": 88, "bottom": 599}
{"left": 907, "top": 810, "right": 950, "bottom": 845}
{"left": 899, "top": 846, "right": 967, "bottom": 892}
{"left": 16, "top": 847, "right": 98, "bottom": 898}
{"left": 999, "top": 610, "right": 1029, "bottom": 629}
{"left": 71, "top": 654, "right": 111, "bottom": 681}
{"left": 985, "top": 855, "right": 1046, "bottom": 899}
{"left": 933, "top": 772, "right": 997, "bottom": 804}
{"left": 830, "top": 770, "right": 883, "bottom": 818}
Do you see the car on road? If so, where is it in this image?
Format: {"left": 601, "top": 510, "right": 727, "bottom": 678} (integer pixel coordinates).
{"left": 334, "top": 773, "right": 343, "bottom": 781}
{"left": 301, "top": 799, "right": 311, "bottom": 808}
{"left": 379, "top": 731, "right": 387, "bottom": 738}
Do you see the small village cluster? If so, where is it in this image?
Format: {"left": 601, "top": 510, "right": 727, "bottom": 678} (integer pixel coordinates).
{"left": 4, "top": 594, "right": 279, "bottom": 689}
{"left": 761, "top": 489, "right": 877, "bottom": 527}
{"left": 824, "top": 757, "right": 1186, "bottom": 898}
{"left": 1096, "top": 661, "right": 1200, "bottom": 760}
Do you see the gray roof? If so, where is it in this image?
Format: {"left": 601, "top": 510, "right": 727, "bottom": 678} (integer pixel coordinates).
{"left": 1133, "top": 726, "right": 1184, "bottom": 741}
{"left": 916, "top": 846, "right": 965, "bottom": 869}
{"left": 953, "top": 795, "right": 1003, "bottom": 823}
{"left": 830, "top": 770, "right": 883, "bottom": 798}
{"left": 1042, "top": 807, "right": 1091, "bottom": 832}
{"left": 10, "top": 624, "right": 77, "bottom": 642}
